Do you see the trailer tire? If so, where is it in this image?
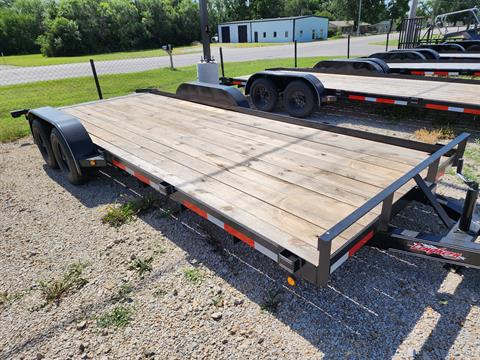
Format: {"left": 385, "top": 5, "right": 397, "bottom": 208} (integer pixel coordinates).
{"left": 50, "top": 128, "right": 87, "bottom": 185}
{"left": 250, "top": 78, "right": 278, "bottom": 112}
{"left": 283, "top": 80, "right": 316, "bottom": 118}
{"left": 31, "top": 119, "right": 58, "bottom": 169}
{"left": 467, "top": 45, "right": 480, "bottom": 52}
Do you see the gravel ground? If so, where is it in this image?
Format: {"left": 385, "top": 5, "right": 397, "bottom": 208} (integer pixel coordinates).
{"left": 1, "top": 108, "right": 479, "bottom": 360}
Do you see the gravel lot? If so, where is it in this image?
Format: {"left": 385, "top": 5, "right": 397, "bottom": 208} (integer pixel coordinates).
{"left": 1, "top": 107, "right": 479, "bottom": 360}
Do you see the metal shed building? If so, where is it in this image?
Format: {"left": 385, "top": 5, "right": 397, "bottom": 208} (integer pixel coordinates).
{"left": 218, "top": 15, "right": 329, "bottom": 43}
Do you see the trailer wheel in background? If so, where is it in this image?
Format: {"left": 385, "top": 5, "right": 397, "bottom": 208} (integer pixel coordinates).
{"left": 31, "top": 119, "right": 58, "bottom": 169}
{"left": 283, "top": 80, "right": 316, "bottom": 118}
{"left": 50, "top": 128, "right": 87, "bottom": 185}
{"left": 250, "top": 78, "right": 278, "bottom": 112}
{"left": 467, "top": 45, "right": 480, "bottom": 52}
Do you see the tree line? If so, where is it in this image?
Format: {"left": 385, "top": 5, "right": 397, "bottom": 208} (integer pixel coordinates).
{"left": 0, "top": 0, "right": 478, "bottom": 57}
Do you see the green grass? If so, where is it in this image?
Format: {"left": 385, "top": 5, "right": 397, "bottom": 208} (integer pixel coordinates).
{"left": 129, "top": 257, "right": 153, "bottom": 278}
{"left": 0, "top": 42, "right": 283, "bottom": 67}
{"left": 0, "top": 56, "right": 330, "bottom": 143}
{"left": 463, "top": 140, "right": 480, "bottom": 182}
{"left": 97, "top": 305, "right": 134, "bottom": 328}
{"left": 0, "top": 290, "right": 25, "bottom": 306}
{"left": 102, "top": 196, "right": 155, "bottom": 227}
{"left": 111, "top": 282, "right": 133, "bottom": 303}
{"left": 183, "top": 267, "right": 205, "bottom": 284}
{"left": 39, "top": 263, "right": 88, "bottom": 304}
{"left": 369, "top": 39, "right": 399, "bottom": 47}
{"left": 260, "top": 289, "right": 282, "bottom": 313}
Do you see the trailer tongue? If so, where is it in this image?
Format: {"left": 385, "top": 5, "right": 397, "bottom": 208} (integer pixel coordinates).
{"left": 12, "top": 89, "right": 480, "bottom": 287}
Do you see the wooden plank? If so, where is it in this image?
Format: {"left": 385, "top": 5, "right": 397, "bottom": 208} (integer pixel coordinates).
{"left": 87, "top": 133, "right": 321, "bottom": 265}
{"left": 67, "top": 106, "right": 376, "bottom": 237}
{"left": 77, "top": 103, "right": 381, "bottom": 203}
{"left": 134, "top": 93, "right": 429, "bottom": 166}
{"left": 129, "top": 96, "right": 418, "bottom": 173}
{"left": 91, "top": 100, "right": 405, "bottom": 188}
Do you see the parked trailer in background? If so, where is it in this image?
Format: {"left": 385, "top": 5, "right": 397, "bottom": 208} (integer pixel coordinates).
{"left": 10, "top": 86, "right": 480, "bottom": 287}
{"left": 222, "top": 67, "right": 480, "bottom": 118}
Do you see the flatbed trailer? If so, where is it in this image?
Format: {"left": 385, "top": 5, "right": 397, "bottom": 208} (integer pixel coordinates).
{"left": 11, "top": 89, "right": 480, "bottom": 287}
{"left": 386, "top": 60, "right": 480, "bottom": 77}
{"left": 223, "top": 69, "right": 480, "bottom": 118}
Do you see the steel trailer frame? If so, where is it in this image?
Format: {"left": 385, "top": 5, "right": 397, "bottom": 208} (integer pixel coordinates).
{"left": 222, "top": 68, "right": 480, "bottom": 117}
{"left": 14, "top": 89, "right": 480, "bottom": 287}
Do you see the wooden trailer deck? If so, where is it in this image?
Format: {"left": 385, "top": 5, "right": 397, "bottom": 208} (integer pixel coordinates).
{"left": 62, "top": 93, "right": 435, "bottom": 266}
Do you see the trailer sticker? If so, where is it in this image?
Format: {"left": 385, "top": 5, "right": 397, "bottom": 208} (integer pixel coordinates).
{"left": 182, "top": 200, "right": 278, "bottom": 262}
{"left": 409, "top": 242, "right": 465, "bottom": 261}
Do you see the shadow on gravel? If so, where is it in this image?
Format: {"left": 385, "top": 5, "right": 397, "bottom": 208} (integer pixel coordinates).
{"left": 7, "top": 165, "right": 476, "bottom": 360}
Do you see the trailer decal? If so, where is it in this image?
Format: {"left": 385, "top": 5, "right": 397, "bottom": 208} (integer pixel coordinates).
{"left": 409, "top": 242, "right": 466, "bottom": 261}
{"left": 182, "top": 200, "right": 278, "bottom": 262}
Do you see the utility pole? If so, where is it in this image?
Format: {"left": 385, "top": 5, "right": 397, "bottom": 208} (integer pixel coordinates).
{"left": 356, "top": 0, "right": 362, "bottom": 36}
{"left": 197, "top": 0, "right": 219, "bottom": 84}
{"left": 405, "top": 0, "right": 419, "bottom": 48}
{"left": 199, "top": 0, "right": 212, "bottom": 62}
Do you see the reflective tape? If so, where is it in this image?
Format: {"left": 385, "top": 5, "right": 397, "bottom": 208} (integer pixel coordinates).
{"left": 182, "top": 200, "right": 279, "bottom": 262}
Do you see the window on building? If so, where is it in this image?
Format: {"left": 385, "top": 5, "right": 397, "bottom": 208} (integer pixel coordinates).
{"left": 273, "top": 31, "right": 277, "bottom": 38}
{"left": 299, "top": 30, "right": 303, "bottom": 37}
{"left": 285, "top": 31, "right": 288, "bottom": 38}
{"left": 263, "top": 32, "right": 266, "bottom": 38}
{"left": 312, "top": 29, "right": 316, "bottom": 40}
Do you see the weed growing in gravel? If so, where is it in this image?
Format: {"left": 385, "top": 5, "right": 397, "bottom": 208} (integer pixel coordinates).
{"left": 112, "top": 282, "right": 133, "bottom": 303}
{"left": 260, "top": 290, "right": 282, "bottom": 313}
{"left": 129, "top": 257, "right": 153, "bottom": 277}
{"left": 183, "top": 267, "right": 205, "bottom": 284}
{"left": 39, "top": 263, "right": 88, "bottom": 304}
{"left": 211, "top": 294, "right": 224, "bottom": 307}
{"left": 414, "top": 127, "right": 455, "bottom": 144}
{"left": 97, "top": 305, "right": 134, "bottom": 328}
{"left": 0, "top": 290, "right": 24, "bottom": 306}
{"left": 102, "top": 196, "right": 155, "bottom": 227}
{"left": 153, "top": 243, "right": 167, "bottom": 256}
{"left": 153, "top": 288, "right": 167, "bottom": 297}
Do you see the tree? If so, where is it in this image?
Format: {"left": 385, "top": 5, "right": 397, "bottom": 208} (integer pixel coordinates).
{"left": 250, "top": 0, "right": 285, "bottom": 19}
{"left": 331, "top": 0, "right": 386, "bottom": 26}
{"left": 37, "top": 16, "right": 82, "bottom": 56}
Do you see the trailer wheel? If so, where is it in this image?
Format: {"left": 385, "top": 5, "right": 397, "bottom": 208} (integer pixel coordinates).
{"left": 50, "top": 128, "right": 87, "bottom": 185}
{"left": 31, "top": 119, "right": 58, "bottom": 169}
{"left": 467, "top": 45, "right": 480, "bottom": 52}
{"left": 250, "top": 78, "right": 278, "bottom": 112}
{"left": 283, "top": 81, "right": 316, "bottom": 118}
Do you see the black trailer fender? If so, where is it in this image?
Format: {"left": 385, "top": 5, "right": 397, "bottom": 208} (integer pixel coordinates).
{"left": 176, "top": 81, "right": 250, "bottom": 109}
{"left": 370, "top": 50, "right": 427, "bottom": 61}
{"left": 313, "top": 58, "right": 388, "bottom": 74}
{"left": 27, "top": 107, "right": 104, "bottom": 174}
{"left": 245, "top": 71, "right": 325, "bottom": 105}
